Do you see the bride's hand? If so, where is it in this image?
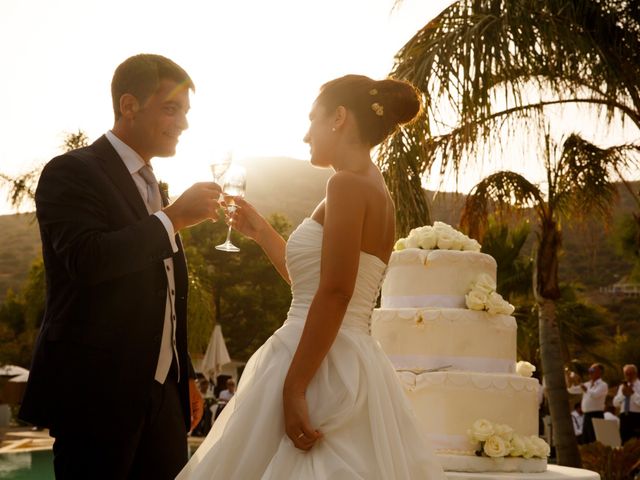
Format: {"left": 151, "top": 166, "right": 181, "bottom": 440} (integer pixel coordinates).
{"left": 283, "top": 389, "right": 322, "bottom": 451}
{"left": 224, "top": 197, "right": 267, "bottom": 241}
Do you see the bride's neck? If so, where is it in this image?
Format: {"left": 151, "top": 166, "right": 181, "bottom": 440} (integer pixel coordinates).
{"left": 332, "top": 146, "right": 372, "bottom": 173}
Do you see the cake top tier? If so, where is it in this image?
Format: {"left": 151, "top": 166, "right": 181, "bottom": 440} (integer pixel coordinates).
{"left": 382, "top": 248, "right": 498, "bottom": 309}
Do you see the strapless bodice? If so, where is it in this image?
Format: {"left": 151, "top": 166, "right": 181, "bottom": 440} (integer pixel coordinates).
{"left": 284, "top": 217, "right": 387, "bottom": 333}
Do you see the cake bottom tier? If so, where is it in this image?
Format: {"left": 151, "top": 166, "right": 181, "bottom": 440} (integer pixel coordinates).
{"left": 397, "top": 371, "right": 541, "bottom": 455}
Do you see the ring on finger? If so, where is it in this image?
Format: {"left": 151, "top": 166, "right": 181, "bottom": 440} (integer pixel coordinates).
{"left": 297, "top": 432, "right": 305, "bottom": 439}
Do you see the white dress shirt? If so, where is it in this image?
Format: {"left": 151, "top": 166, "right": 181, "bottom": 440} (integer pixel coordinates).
{"left": 218, "top": 389, "right": 234, "bottom": 403}
{"left": 612, "top": 379, "right": 640, "bottom": 414}
{"left": 567, "top": 378, "right": 608, "bottom": 413}
{"left": 106, "top": 130, "right": 179, "bottom": 384}
{"left": 571, "top": 410, "right": 584, "bottom": 436}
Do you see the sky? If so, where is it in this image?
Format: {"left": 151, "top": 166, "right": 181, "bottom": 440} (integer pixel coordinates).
{"left": 2, "top": 0, "right": 639, "bottom": 216}
{"left": 0, "top": 0, "right": 456, "bottom": 214}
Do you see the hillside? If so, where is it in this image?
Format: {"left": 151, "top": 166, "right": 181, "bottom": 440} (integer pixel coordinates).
{"left": 0, "top": 213, "right": 40, "bottom": 301}
{"left": 0, "top": 159, "right": 637, "bottom": 301}
{"left": 236, "top": 156, "right": 332, "bottom": 228}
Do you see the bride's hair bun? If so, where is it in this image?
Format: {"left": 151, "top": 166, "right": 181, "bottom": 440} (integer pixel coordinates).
{"left": 316, "top": 74, "right": 422, "bottom": 146}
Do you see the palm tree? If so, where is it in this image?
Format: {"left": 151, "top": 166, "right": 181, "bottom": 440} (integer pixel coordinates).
{"left": 380, "top": 0, "right": 640, "bottom": 236}
{"left": 0, "top": 130, "right": 90, "bottom": 211}
{"left": 459, "top": 132, "right": 628, "bottom": 466}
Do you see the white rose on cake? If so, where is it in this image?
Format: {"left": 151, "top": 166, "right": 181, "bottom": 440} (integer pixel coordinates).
{"left": 465, "top": 290, "right": 488, "bottom": 311}
{"left": 493, "top": 423, "right": 514, "bottom": 442}
{"left": 509, "top": 434, "right": 527, "bottom": 457}
{"left": 472, "top": 273, "right": 496, "bottom": 296}
{"left": 468, "top": 419, "right": 494, "bottom": 442}
{"left": 516, "top": 361, "right": 536, "bottom": 378}
{"left": 393, "top": 222, "right": 481, "bottom": 252}
{"left": 435, "top": 229, "right": 459, "bottom": 250}
{"left": 394, "top": 238, "right": 406, "bottom": 251}
{"left": 529, "top": 436, "right": 551, "bottom": 458}
{"left": 521, "top": 436, "right": 536, "bottom": 458}
{"left": 468, "top": 420, "right": 546, "bottom": 459}
{"left": 483, "top": 434, "right": 509, "bottom": 458}
{"left": 486, "top": 291, "right": 515, "bottom": 316}
{"left": 462, "top": 237, "right": 481, "bottom": 252}
{"left": 416, "top": 227, "right": 437, "bottom": 249}
{"left": 405, "top": 233, "right": 420, "bottom": 249}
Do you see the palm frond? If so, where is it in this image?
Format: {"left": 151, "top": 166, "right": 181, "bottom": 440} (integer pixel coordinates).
{"left": 554, "top": 134, "right": 638, "bottom": 219}
{"left": 460, "top": 170, "right": 543, "bottom": 239}
{"left": 384, "top": 0, "right": 640, "bottom": 229}
{"left": 378, "top": 120, "right": 432, "bottom": 237}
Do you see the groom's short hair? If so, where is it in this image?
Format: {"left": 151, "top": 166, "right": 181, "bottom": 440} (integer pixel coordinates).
{"left": 111, "top": 53, "right": 195, "bottom": 120}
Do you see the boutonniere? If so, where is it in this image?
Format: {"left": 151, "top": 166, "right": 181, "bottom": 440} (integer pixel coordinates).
{"left": 159, "top": 181, "right": 170, "bottom": 200}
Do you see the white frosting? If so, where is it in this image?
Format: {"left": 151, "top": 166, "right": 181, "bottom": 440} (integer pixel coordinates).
{"left": 371, "top": 308, "right": 516, "bottom": 373}
{"left": 382, "top": 249, "right": 496, "bottom": 308}
{"left": 397, "top": 371, "right": 540, "bottom": 453}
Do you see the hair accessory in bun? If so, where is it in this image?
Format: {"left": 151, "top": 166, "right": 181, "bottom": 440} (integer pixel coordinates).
{"left": 371, "top": 102, "right": 384, "bottom": 116}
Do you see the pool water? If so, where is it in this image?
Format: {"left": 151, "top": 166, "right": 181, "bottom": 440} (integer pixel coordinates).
{"left": 0, "top": 450, "right": 54, "bottom": 479}
{"left": 0, "top": 442, "right": 203, "bottom": 479}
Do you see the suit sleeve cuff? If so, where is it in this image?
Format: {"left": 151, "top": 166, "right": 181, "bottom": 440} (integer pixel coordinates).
{"left": 154, "top": 211, "right": 179, "bottom": 254}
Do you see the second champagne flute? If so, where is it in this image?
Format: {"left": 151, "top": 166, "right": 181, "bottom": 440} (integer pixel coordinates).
{"left": 215, "top": 165, "right": 247, "bottom": 253}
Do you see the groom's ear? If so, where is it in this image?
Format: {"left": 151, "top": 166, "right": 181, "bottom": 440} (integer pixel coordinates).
{"left": 119, "top": 93, "right": 140, "bottom": 119}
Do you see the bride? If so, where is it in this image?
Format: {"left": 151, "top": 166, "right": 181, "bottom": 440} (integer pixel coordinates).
{"left": 177, "top": 75, "right": 445, "bottom": 479}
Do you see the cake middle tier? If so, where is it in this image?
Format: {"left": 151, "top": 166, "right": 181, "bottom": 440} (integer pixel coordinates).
{"left": 371, "top": 308, "right": 517, "bottom": 374}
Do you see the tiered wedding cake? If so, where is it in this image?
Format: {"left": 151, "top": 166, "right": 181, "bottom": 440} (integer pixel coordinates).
{"left": 371, "top": 223, "right": 549, "bottom": 473}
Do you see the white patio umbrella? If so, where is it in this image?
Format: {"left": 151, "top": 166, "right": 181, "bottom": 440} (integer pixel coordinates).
{"left": 199, "top": 325, "right": 231, "bottom": 383}
{"left": 9, "top": 371, "right": 29, "bottom": 383}
{"left": 0, "top": 365, "right": 29, "bottom": 378}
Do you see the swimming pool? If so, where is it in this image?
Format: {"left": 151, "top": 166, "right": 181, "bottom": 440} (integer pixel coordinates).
{"left": 0, "top": 450, "right": 53, "bottom": 479}
{"left": 0, "top": 441, "right": 203, "bottom": 479}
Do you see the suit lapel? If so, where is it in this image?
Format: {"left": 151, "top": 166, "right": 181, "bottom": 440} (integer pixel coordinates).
{"left": 92, "top": 135, "right": 149, "bottom": 220}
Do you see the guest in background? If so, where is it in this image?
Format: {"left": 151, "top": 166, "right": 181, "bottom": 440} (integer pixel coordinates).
{"left": 218, "top": 378, "right": 236, "bottom": 403}
{"left": 192, "top": 377, "right": 214, "bottom": 437}
{"left": 214, "top": 378, "right": 236, "bottom": 421}
{"left": 571, "top": 402, "right": 585, "bottom": 444}
{"left": 567, "top": 363, "right": 608, "bottom": 444}
{"left": 613, "top": 364, "right": 640, "bottom": 444}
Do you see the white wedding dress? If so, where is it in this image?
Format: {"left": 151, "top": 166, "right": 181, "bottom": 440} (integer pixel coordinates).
{"left": 177, "top": 218, "right": 445, "bottom": 479}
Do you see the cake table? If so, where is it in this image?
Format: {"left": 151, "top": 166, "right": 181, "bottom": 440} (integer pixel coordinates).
{"left": 445, "top": 465, "right": 600, "bottom": 480}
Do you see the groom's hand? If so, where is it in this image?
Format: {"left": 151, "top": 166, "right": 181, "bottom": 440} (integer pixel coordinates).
{"left": 164, "top": 182, "right": 222, "bottom": 231}
{"left": 189, "top": 378, "right": 204, "bottom": 432}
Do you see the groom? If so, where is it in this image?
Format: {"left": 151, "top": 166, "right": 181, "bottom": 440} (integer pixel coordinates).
{"left": 19, "top": 54, "right": 220, "bottom": 479}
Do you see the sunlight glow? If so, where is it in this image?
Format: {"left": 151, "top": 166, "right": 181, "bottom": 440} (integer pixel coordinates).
{"left": 1, "top": 0, "right": 451, "bottom": 213}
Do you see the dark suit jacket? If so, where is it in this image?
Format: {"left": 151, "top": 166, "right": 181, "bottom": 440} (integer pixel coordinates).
{"left": 19, "top": 135, "right": 192, "bottom": 435}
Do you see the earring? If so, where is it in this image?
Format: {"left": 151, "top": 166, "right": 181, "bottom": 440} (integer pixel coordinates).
{"left": 331, "top": 127, "right": 336, "bottom": 132}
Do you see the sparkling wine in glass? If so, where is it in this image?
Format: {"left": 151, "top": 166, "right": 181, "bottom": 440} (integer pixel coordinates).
{"left": 215, "top": 165, "right": 247, "bottom": 253}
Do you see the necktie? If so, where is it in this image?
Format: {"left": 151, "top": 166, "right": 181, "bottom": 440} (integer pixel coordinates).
{"left": 624, "top": 387, "right": 631, "bottom": 413}
{"left": 138, "top": 164, "right": 162, "bottom": 213}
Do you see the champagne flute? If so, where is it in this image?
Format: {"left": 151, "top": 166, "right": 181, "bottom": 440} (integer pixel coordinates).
{"left": 215, "top": 165, "right": 247, "bottom": 253}
{"left": 210, "top": 151, "right": 233, "bottom": 201}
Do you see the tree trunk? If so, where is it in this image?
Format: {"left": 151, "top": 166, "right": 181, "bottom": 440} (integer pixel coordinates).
{"left": 536, "top": 218, "right": 561, "bottom": 298}
{"left": 538, "top": 297, "right": 582, "bottom": 467}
